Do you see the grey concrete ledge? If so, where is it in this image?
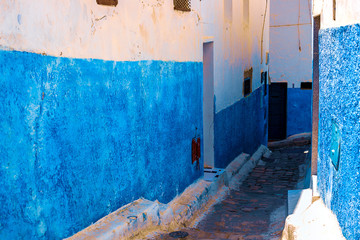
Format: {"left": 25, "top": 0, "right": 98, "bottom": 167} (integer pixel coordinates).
{"left": 66, "top": 145, "right": 270, "bottom": 240}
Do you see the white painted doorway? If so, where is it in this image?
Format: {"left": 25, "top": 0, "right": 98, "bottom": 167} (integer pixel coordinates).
{"left": 203, "top": 42, "right": 214, "bottom": 168}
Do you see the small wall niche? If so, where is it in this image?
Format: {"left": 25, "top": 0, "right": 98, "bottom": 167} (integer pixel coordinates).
{"left": 301, "top": 82, "right": 312, "bottom": 90}
{"left": 243, "top": 68, "right": 253, "bottom": 97}
{"left": 96, "top": 0, "right": 118, "bottom": 7}
{"left": 174, "top": 0, "right": 191, "bottom": 12}
{"left": 261, "top": 71, "right": 268, "bottom": 95}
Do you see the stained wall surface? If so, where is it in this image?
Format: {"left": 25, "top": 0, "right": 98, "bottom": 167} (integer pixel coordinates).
{"left": 0, "top": 0, "right": 202, "bottom": 62}
{"left": 318, "top": 24, "right": 360, "bottom": 240}
{"left": 270, "top": 0, "right": 312, "bottom": 136}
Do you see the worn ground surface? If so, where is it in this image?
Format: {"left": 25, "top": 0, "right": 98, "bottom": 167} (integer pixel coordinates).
{"left": 150, "top": 144, "right": 310, "bottom": 240}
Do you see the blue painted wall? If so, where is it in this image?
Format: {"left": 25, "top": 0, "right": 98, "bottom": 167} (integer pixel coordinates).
{"left": 287, "top": 88, "right": 312, "bottom": 137}
{"left": 0, "top": 50, "right": 203, "bottom": 239}
{"left": 318, "top": 24, "right": 360, "bottom": 240}
{"left": 214, "top": 86, "right": 268, "bottom": 168}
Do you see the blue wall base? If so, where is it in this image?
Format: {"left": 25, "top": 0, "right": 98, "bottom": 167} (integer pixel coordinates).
{"left": 318, "top": 23, "right": 360, "bottom": 240}
{"left": 287, "top": 88, "right": 312, "bottom": 137}
{"left": 214, "top": 86, "right": 268, "bottom": 168}
{"left": 0, "top": 50, "right": 203, "bottom": 239}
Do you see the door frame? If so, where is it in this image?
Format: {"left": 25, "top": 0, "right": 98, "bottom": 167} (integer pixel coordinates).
{"left": 202, "top": 40, "right": 215, "bottom": 168}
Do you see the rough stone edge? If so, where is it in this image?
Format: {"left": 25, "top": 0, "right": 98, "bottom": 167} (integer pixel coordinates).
{"left": 66, "top": 145, "right": 270, "bottom": 240}
{"left": 268, "top": 132, "right": 311, "bottom": 149}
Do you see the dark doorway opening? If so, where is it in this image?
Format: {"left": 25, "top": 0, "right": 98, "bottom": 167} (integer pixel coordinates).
{"left": 268, "top": 82, "right": 288, "bottom": 140}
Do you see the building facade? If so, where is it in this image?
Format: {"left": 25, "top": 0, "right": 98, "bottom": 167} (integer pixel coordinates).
{"left": 202, "top": 0, "right": 270, "bottom": 168}
{"left": 269, "top": 0, "right": 313, "bottom": 139}
{"left": 313, "top": 0, "right": 360, "bottom": 239}
{"left": 0, "top": 0, "right": 269, "bottom": 239}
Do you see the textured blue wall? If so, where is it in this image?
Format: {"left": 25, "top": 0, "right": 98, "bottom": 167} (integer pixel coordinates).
{"left": 318, "top": 24, "right": 360, "bottom": 240}
{"left": 287, "top": 88, "right": 312, "bottom": 137}
{"left": 214, "top": 86, "right": 268, "bottom": 168}
{"left": 0, "top": 50, "right": 203, "bottom": 239}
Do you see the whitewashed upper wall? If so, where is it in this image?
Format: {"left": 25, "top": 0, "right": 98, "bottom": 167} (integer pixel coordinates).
{"left": 201, "top": 0, "right": 270, "bottom": 112}
{"left": 0, "top": 0, "right": 270, "bottom": 112}
{"left": 269, "top": 0, "right": 312, "bottom": 88}
{"left": 0, "top": 0, "right": 202, "bottom": 62}
{"left": 313, "top": 0, "right": 360, "bottom": 28}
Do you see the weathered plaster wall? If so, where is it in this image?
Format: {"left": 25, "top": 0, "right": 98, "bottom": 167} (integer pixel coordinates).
{"left": 201, "top": 0, "right": 270, "bottom": 113}
{"left": 318, "top": 24, "right": 360, "bottom": 240}
{"left": 269, "top": 0, "right": 312, "bottom": 136}
{"left": 0, "top": 0, "right": 271, "bottom": 238}
{"left": 270, "top": 0, "right": 312, "bottom": 88}
{"left": 0, "top": 1, "right": 204, "bottom": 239}
{"left": 313, "top": 0, "right": 360, "bottom": 29}
{"left": 287, "top": 88, "right": 312, "bottom": 137}
{"left": 0, "top": 0, "right": 202, "bottom": 62}
{"left": 200, "top": 0, "right": 270, "bottom": 163}
{"left": 0, "top": 50, "right": 202, "bottom": 239}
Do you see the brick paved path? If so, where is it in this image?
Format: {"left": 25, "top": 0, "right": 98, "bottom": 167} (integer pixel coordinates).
{"left": 153, "top": 145, "right": 310, "bottom": 240}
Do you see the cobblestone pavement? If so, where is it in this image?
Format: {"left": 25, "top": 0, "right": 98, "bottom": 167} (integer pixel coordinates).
{"left": 152, "top": 145, "right": 310, "bottom": 240}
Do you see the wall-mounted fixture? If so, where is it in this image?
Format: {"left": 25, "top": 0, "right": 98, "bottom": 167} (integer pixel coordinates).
{"left": 174, "top": 0, "right": 191, "bottom": 12}
{"left": 243, "top": 68, "right": 253, "bottom": 97}
{"left": 96, "top": 0, "right": 118, "bottom": 6}
{"left": 330, "top": 119, "right": 341, "bottom": 170}
{"left": 244, "top": 78, "right": 251, "bottom": 97}
{"left": 192, "top": 137, "right": 201, "bottom": 169}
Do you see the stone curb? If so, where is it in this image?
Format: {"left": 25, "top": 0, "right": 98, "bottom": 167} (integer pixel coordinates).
{"left": 66, "top": 145, "right": 271, "bottom": 240}
{"left": 268, "top": 132, "right": 311, "bottom": 149}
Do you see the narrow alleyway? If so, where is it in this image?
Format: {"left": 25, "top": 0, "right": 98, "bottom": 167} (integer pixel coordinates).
{"left": 153, "top": 144, "right": 310, "bottom": 240}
